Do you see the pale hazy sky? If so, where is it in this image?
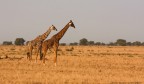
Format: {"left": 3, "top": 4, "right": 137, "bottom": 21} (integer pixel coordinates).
{"left": 0, "top": 0, "right": 144, "bottom": 44}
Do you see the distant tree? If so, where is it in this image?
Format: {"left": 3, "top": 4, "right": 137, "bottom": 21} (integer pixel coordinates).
{"left": 73, "top": 42, "right": 78, "bottom": 46}
{"left": 60, "top": 43, "right": 66, "bottom": 46}
{"left": 79, "top": 38, "right": 88, "bottom": 45}
{"left": 88, "top": 41, "right": 95, "bottom": 45}
{"left": 101, "top": 42, "right": 106, "bottom": 46}
{"left": 116, "top": 39, "right": 126, "bottom": 46}
{"left": 126, "top": 42, "right": 132, "bottom": 46}
{"left": 3, "top": 41, "right": 13, "bottom": 45}
{"left": 132, "top": 41, "right": 141, "bottom": 46}
{"left": 69, "top": 42, "right": 78, "bottom": 46}
{"left": 95, "top": 42, "right": 101, "bottom": 46}
{"left": 14, "top": 38, "right": 25, "bottom": 45}
{"left": 107, "top": 42, "right": 116, "bottom": 46}
{"left": 141, "top": 42, "right": 144, "bottom": 46}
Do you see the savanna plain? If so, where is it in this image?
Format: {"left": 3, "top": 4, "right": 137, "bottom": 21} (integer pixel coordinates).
{"left": 0, "top": 45, "right": 144, "bottom": 84}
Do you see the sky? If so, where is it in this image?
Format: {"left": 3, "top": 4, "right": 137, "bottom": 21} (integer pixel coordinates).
{"left": 0, "top": 0, "right": 144, "bottom": 44}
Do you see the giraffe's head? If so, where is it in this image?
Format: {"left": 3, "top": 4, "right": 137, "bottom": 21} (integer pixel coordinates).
{"left": 69, "top": 20, "right": 75, "bottom": 28}
{"left": 50, "top": 25, "right": 57, "bottom": 31}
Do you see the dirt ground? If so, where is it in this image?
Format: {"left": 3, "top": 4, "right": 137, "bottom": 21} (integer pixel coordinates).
{"left": 0, "top": 45, "right": 144, "bottom": 84}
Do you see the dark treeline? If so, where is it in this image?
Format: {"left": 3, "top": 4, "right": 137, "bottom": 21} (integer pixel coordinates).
{"left": 67, "top": 38, "right": 144, "bottom": 46}
{"left": 2, "top": 38, "right": 144, "bottom": 46}
{"left": 2, "top": 38, "right": 25, "bottom": 45}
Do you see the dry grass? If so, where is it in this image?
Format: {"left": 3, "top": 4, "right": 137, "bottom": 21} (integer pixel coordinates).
{"left": 0, "top": 45, "right": 144, "bottom": 84}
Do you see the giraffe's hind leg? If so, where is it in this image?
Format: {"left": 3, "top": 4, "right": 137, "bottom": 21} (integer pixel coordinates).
{"left": 35, "top": 49, "right": 39, "bottom": 63}
{"left": 27, "top": 52, "right": 30, "bottom": 60}
{"left": 54, "top": 47, "right": 58, "bottom": 66}
{"left": 41, "top": 46, "right": 48, "bottom": 64}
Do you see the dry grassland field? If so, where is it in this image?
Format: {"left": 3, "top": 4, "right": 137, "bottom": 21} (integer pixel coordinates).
{"left": 0, "top": 45, "right": 144, "bottom": 84}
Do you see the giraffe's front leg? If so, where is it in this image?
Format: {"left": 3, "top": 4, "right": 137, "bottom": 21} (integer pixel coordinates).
{"left": 27, "top": 52, "right": 30, "bottom": 60}
{"left": 28, "top": 44, "right": 33, "bottom": 61}
{"left": 54, "top": 48, "right": 58, "bottom": 66}
{"left": 42, "top": 46, "right": 48, "bottom": 64}
{"left": 42, "top": 52, "right": 46, "bottom": 64}
{"left": 35, "top": 48, "right": 39, "bottom": 63}
{"left": 39, "top": 42, "right": 43, "bottom": 60}
{"left": 29, "top": 49, "right": 33, "bottom": 61}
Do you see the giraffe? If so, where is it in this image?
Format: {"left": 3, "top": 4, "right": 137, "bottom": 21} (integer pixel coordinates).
{"left": 27, "top": 25, "right": 57, "bottom": 61}
{"left": 41, "top": 20, "right": 75, "bottom": 66}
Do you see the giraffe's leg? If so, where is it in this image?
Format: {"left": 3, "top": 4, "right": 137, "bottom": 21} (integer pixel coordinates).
{"left": 26, "top": 48, "right": 29, "bottom": 60}
{"left": 39, "top": 46, "right": 43, "bottom": 60}
{"left": 54, "top": 48, "right": 58, "bottom": 66}
{"left": 35, "top": 48, "right": 39, "bottom": 63}
{"left": 27, "top": 45, "right": 31, "bottom": 60}
{"left": 39, "top": 41, "right": 43, "bottom": 60}
{"left": 42, "top": 46, "right": 48, "bottom": 64}
{"left": 30, "top": 49, "right": 33, "bottom": 61}
{"left": 42, "top": 51, "right": 46, "bottom": 64}
{"left": 27, "top": 52, "right": 30, "bottom": 60}
{"left": 28, "top": 43, "right": 33, "bottom": 61}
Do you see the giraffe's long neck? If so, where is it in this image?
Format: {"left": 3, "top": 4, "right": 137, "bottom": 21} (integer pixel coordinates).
{"left": 40, "top": 28, "right": 52, "bottom": 41}
{"left": 55, "top": 23, "right": 70, "bottom": 41}
{"left": 33, "top": 28, "right": 52, "bottom": 42}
